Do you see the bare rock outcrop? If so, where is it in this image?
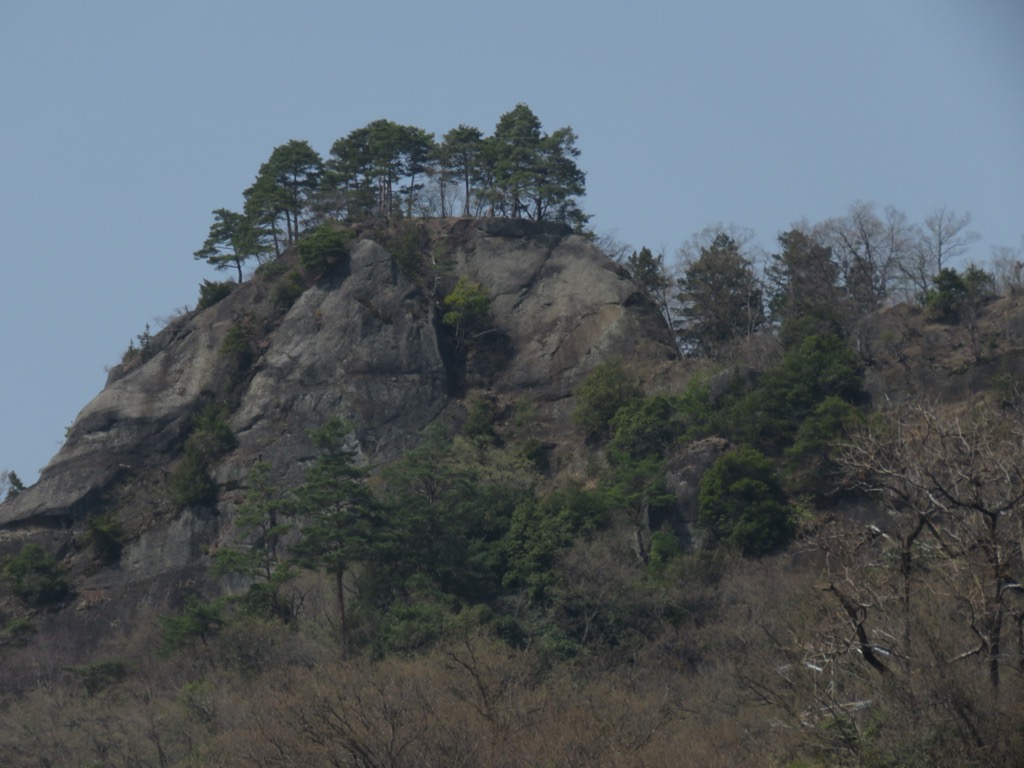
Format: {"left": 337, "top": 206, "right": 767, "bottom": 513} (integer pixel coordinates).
{"left": 0, "top": 219, "right": 678, "bottom": 542}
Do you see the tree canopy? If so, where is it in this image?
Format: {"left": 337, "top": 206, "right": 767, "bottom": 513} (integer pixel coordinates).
{"left": 195, "top": 104, "right": 588, "bottom": 280}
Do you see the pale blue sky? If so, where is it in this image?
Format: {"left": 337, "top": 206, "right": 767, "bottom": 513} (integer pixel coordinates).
{"left": 2, "top": 0, "right": 1022, "bottom": 482}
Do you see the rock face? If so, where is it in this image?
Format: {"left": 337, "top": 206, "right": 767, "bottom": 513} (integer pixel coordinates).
{"left": 0, "top": 218, "right": 678, "bottom": 542}
{"left": 0, "top": 217, "right": 682, "bottom": 672}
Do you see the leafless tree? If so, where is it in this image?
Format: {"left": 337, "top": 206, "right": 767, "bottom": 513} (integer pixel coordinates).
{"left": 841, "top": 403, "right": 1024, "bottom": 681}
{"left": 901, "top": 207, "right": 981, "bottom": 297}
{"left": 813, "top": 202, "right": 916, "bottom": 311}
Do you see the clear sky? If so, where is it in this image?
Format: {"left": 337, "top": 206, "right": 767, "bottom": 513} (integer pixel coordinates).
{"left": 1, "top": 0, "right": 1022, "bottom": 483}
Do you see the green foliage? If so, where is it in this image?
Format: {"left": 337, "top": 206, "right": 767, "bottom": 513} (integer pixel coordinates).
{"left": 0, "top": 616, "right": 34, "bottom": 646}
{"left": 439, "top": 123, "right": 485, "bottom": 216}
{"left": 121, "top": 323, "right": 155, "bottom": 367}
{"left": 485, "top": 104, "right": 587, "bottom": 225}
{"left": 608, "top": 394, "right": 689, "bottom": 462}
{"left": 372, "top": 427, "right": 529, "bottom": 607}
{"left": 924, "top": 264, "right": 995, "bottom": 323}
{"left": 676, "top": 233, "right": 764, "bottom": 358}
{"left": 167, "top": 445, "right": 219, "bottom": 509}
{"left": 2, "top": 544, "right": 70, "bottom": 606}
{"left": 723, "top": 331, "right": 863, "bottom": 454}
{"left": 219, "top": 320, "right": 255, "bottom": 370}
{"left": 293, "top": 418, "right": 379, "bottom": 653}
{"left": 698, "top": 445, "right": 792, "bottom": 556}
{"left": 67, "top": 660, "right": 128, "bottom": 696}
{"left": 626, "top": 247, "right": 670, "bottom": 300}
{"left": 387, "top": 220, "right": 430, "bottom": 276}
{"left": 462, "top": 395, "right": 500, "bottom": 445}
{"left": 270, "top": 269, "right": 307, "bottom": 310}
{"left": 84, "top": 512, "right": 124, "bottom": 564}
{"left": 503, "top": 484, "right": 610, "bottom": 599}
{"left": 782, "top": 396, "right": 863, "bottom": 498}
{"left": 194, "top": 208, "right": 269, "bottom": 282}
{"left": 605, "top": 453, "right": 677, "bottom": 533}
{"left": 167, "top": 404, "right": 235, "bottom": 510}
{"left": 243, "top": 140, "right": 323, "bottom": 253}
{"left": 767, "top": 229, "right": 842, "bottom": 326}
{"left": 647, "top": 530, "right": 682, "bottom": 576}
{"left": 442, "top": 276, "right": 491, "bottom": 343}
{"left": 573, "top": 360, "right": 642, "bottom": 441}
{"left": 299, "top": 225, "right": 353, "bottom": 274}
{"left": 371, "top": 588, "right": 456, "bottom": 656}
{"left": 327, "top": 119, "right": 436, "bottom": 221}
{"left": 3, "top": 470, "right": 25, "bottom": 501}
{"left": 197, "top": 278, "right": 236, "bottom": 310}
{"left": 214, "top": 461, "right": 297, "bottom": 623}
{"left": 159, "top": 596, "right": 226, "bottom": 656}
{"left": 189, "top": 403, "right": 239, "bottom": 458}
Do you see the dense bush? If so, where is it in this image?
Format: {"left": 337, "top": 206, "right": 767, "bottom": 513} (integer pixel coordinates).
{"left": 2, "top": 544, "right": 70, "bottom": 606}
{"left": 504, "top": 484, "right": 610, "bottom": 599}
{"left": 442, "top": 276, "right": 491, "bottom": 348}
{"left": 219, "top": 321, "right": 256, "bottom": 371}
{"left": 84, "top": 512, "right": 125, "bottom": 564}
{"left": 270, "top": 268, "right": 307, "bottom": 310}
{"left": 924, "top": 264, "right": 996, "bottom": 323}
{"left": 698, "top": 445, "right": 792, "bottom": 556}
{"left": 197, "top": 278, "right": 236, "bottom": 310}
{"left": 573, "top": 360, "right": 642, "bottom": 441}
{"left": 167, "top": 405, "right": 236, "bottom": 510}
{"left": 299, "top": 225, "right": 353, "bottom": 274}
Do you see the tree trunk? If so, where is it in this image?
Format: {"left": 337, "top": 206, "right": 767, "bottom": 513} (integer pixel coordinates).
{"left": 335, "top": 567, "right": 348, "bottom": 661}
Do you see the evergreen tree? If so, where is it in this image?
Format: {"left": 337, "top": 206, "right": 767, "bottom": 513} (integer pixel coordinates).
{"left": 675, "top": 233, "right": 763, "bottom": 358}
{"left": 293, "top": 419, "right": 378, "bottom": 658}
{"left": 484, "top": 104, "right": 586, "bottom": 224}
{"left": 241, "top": 140, "right": 323, "bottom": 254}
{"left": 767, "top": 230, "right": 841, "bottom": 318}
{"left": 194, "top": 208, "right": 268, "bottom": 282}
{"left": 214, "top": 461, "right": 297, "bottom": 622}
{"left": 440, "top": 124, "right": 485, "bottom": 216}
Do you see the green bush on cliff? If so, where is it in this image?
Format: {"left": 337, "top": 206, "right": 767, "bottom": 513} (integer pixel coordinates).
{"left": 2, "top": 544, "right": 70, "bottom": 606}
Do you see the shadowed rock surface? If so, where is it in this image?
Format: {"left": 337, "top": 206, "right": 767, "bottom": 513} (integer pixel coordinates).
{"left": 0, "top": 219, "right": 677, "bottom": 563}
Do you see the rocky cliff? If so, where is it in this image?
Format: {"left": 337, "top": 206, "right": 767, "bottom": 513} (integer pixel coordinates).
{"left": 0, "top": 219, "right": 679, "bottom": 635}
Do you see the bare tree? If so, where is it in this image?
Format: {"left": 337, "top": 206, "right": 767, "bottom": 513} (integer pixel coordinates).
{"left": 813, "top": 202, "right": 915, "bottom": 312}
{"left": 901, "top": 207, "right": 981, "bottom": 297}
{"left": 990, "top": 237, "right": 1024, "bottom": 295}
{"left": 828, "top": 401, "right": 1024, "bottom": 687}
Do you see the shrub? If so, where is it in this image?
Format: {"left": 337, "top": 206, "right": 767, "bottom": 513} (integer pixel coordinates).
{"left": 159, "top": 596, "right": 226, "bottom": 656}
{"left": 924, "top": 265, "right": 996, "bottom": 323}
{"left": 463, "top": 395, "right": 500, "bottom": 444}
{"left": 167, "top": 445, "right": 218, "bottom": 509}
{"left": 608, "top": 394, "right": 688, "bottom": 462}
{"left": 503, "top": 485, "right": 610, "bottom": 598}
{"left": 299, "top": 225, "right": 353, "bottom": 274}
{"left": 388, "top": 220, "right": 430, "bottom": 277}
{"left": 196, "top": 279, "right": 235, "bottom": 310}
{"left": 270, "top": 269, "right": 307, "bottom": 310}
{"left": 442, "top": 277, "right": 491, "bottom": 348}
{"left": 2, "top": 544, "right": 70, "bottom": 606}
{"left": 167, "top": 405, "right": 236, "bottom": 510}
{"left": 85, "top": 512, "right": 124, "bottom": 564}
{"left": 219, "top": 321, "right": 255, "bottom": 371}
{"left": 120, "top": 324, "right": 155, "bottom": 367}
{"left": 67, "top": 660, "right": 127, "bottom": 696}
{"left": 573, "top": 360, "right": 642, "bottom": 441}
{"left": 698, "top": 445, "right": 792, "bottom": 556}
{"left": 2, "top": 470, "right": 25, "bottom": 501}
{"left": 0, "top": 616, "right": 34, "bottom": 646}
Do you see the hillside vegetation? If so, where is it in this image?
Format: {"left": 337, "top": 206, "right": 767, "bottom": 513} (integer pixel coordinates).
{"left": 2, "top": 110, "right": 1024, "bottom": 766}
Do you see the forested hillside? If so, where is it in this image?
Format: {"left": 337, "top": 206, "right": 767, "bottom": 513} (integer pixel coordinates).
{"left": 1, "top": 106, "right": 1023, "bottom": 767}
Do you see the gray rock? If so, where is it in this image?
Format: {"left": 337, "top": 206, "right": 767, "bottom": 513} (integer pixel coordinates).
{"left": 0, "top": 218, "right": 678, "bottom": 572}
